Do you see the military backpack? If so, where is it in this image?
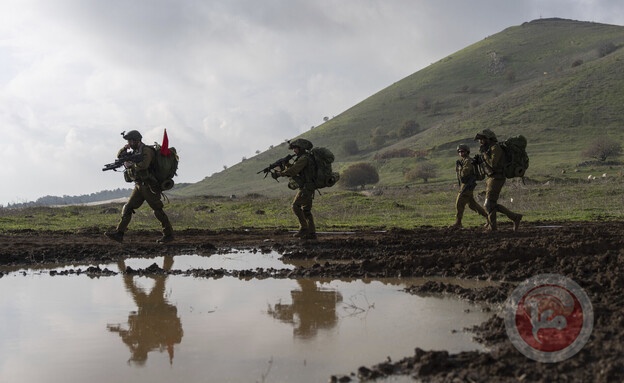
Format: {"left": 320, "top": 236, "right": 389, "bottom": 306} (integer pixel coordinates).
{"left": 150, "top": 144, "right": 179, "bottom": 190}
{"left": 499, "top": 135, "right": 529, "bottom": 178}
{"left": 309, "top": 147, "right": 340, "bottom": 189}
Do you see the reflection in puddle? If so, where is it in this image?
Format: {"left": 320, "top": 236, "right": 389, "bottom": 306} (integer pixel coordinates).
{"left": 0, "top": 250, "right": 309, "bottom": 275}
{"left": 0, "top": 253, "right": 494, "bottom": 383}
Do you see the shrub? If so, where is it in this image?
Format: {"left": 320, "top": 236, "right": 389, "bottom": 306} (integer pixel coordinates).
{"left": 405, "top": 162, "right": 438, "bottom": 183}
{"left": 398, "top": 120, "right": 419, "bottom": 138}
{"left": 582, "top": 137, "right": 622, "bottom": 162}
{"left": 598, "top": 42, "right": 617, "bottom": 57}
{"left": 339, "top": 163, "right": 380, "bottom": 188}
{"left": 371, "top": 135, "right": 386, "bottom": 149}
{"left": 374, "top": 148, "right": 415, "bottom": 160}
{"left": 342, "top": 139, "right": 359, "bottom": 155}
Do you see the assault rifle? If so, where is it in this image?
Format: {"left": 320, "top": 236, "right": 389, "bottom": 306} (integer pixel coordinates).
{"left": 102, "top": 151, "right": 144, "bottom": 171}
{"left": 257, "top": 154, "right": 295, "bottom": 180}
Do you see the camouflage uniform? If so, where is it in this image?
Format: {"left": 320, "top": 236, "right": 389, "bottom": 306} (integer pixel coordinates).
{"left": 278, "top": 139, "right": 317, "bottom": 239}
{"left": 476, "top": 130, "right": 522, "bottom": 231}
{"left": 106, "top": 130, "right": 174, "bottom": 243}
{"left": 454, "top": 154, "right": 488, "bottom": 227}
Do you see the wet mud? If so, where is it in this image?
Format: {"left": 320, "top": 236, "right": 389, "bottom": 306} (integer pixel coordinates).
{"left": 1, "top": 221, "right": 623, "bottom": 382}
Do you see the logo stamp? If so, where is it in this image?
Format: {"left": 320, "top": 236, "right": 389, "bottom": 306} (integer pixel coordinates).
{"left": 504, "top": 274, "right": 593, "bottom": 363}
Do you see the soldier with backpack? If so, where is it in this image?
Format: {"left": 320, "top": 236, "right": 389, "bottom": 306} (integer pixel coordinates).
{"left": 274, "top": 139, "right": 318, "bottom": 240}
{"left": 104, "top": 130, "right": 174, "bottom": 244}
{"left": 451, "top": 144, "right": 488, "bottom": 229}
{"left": 474, "top": 129, "right": 523, "bottom": 232}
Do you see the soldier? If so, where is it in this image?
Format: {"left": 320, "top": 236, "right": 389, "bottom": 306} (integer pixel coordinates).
{"left": 274, "top": 139, "right": 317, "bottom": 240}
{"left": 451, "top": 144, "right": 488, "bottom": 228}
{"left": 104, "top": 130, "right": 174, "bottom": 243}
{"left": 474, "top": 129, "right": 522, "bottom": 231}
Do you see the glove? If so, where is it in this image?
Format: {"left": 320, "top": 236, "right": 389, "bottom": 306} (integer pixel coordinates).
{"left": 124, "top": 161, "right": 133, "bottom": 168}
{"left": 271, "top": 171, "right": 280, "bottom": 180}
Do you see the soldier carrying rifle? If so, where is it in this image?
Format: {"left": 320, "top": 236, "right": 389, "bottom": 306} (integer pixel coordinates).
{"left": 104, "top": 130, "right": 174, "bottom": 244}
{"left": 271, "top": 139, "right": 318, "bottom": 240}
{"left": 451, "top": 144, "right": 488, "bottom": 229}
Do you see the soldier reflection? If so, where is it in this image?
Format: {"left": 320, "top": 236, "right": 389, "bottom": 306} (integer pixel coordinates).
{"left": 268, "top": 279, "right": 342, "bottom": 339}
{"left": 107, "top": 255, "right": 183, "bottom": 366}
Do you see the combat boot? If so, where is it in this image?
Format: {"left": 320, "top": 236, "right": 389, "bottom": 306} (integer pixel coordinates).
{"left": 293, "top": 229, "right": 307, "bottom": 238}
{"left": 104, "top": 231, "right": 124, "bottom": 243}
{"left": 449, "top": 219, "right": 462, "bottom": 229}
{"left": 157, "top": 234, "right": 174, "bottom": 244}
{"left": 301, "top": 232, "right": 318, "bottom": 241}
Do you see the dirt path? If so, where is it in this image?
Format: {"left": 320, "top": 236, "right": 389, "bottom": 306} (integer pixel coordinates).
{"left": 1, "top": 221, "right": 622, "bottom": 382}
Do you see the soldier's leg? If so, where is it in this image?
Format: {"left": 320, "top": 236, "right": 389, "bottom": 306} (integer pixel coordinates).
{"left": 143, "top": 184, "right": 173, "bottom": 237}
{"left": 497, "top": 204, "right": 523, "bottom": 231}
{"left": 453, "top": 193, "right": 467, "bottom": 227}
{"left": 468, "top": 194, "right": 488, "bottom": 218}
{"left": 484, "top": 178, "right": 504, "bottom": 231}
{"left": 292, "top": 190, "right": 309, "bottom": 235}
{"left": 300, "top": 189, "right": 315, "bottom": 237}
{"left": 116, "top": 186, "right": 145, "bottom": 233}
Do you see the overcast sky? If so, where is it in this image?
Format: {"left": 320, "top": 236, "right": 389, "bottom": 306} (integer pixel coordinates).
{"left": 1, "top": 0, "right": 624, "bottom": 205}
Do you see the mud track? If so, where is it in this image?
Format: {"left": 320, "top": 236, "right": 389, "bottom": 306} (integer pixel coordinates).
{"left": 1, "top": 221, "right": 622, "bottom": 382}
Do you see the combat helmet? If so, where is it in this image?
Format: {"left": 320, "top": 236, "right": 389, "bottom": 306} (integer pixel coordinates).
{"left": 457, "top": 144, "right": 470, "bottom": 153}
{"left": 288, "top": 138, "right": 313, "bottom": 151}
{"left": 122, "top": 130, "right": 143, "bottom": 141}
{"left": 474, "top": 129, "right": 497, "bottom": 141}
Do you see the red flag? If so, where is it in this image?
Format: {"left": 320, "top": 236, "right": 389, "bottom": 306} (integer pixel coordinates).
{"left": 161, "top": 129, "right": 172, "bottom": 156}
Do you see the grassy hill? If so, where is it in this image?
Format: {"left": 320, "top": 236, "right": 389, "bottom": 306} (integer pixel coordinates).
{"left": 173, "top": 18, "right": 624, "bottom": 199}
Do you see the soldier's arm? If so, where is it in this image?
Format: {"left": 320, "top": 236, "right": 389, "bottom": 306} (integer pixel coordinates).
{"left": 279, "top": 156, "right": 308, "bottom": 177}
{"left": 489, "top": 145, "right": 505, "bottom": 170}
{"left": 134, "top": 146, "right": 154, "bottom": 171}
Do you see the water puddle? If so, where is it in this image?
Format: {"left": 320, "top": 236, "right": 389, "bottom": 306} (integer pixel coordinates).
{"left": 0, "top": 251, "right": 494, "bottom": 383}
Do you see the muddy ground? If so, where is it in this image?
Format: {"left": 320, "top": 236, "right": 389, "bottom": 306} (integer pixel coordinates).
{"left": 0, "top": 220, "right": 622, "bottom": 382}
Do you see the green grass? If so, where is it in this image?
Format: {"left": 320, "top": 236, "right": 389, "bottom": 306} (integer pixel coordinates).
{"left": 3, "top": 177, "right": 624, "bottom": 232}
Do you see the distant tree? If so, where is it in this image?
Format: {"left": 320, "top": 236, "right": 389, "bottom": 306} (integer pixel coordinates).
{"left": 370, "top": 126, "right": 388, "bottom": 148}
{"left": 416, "top": 96, "right": 431, "bottom": 111}
{"left": 505, "top": 69, "right": 516, "bottom": 83}
{"left": 405, "top": 162, "right": 438, "bottom": 183}
{"left": 323, "top": 116, "right": 329, "bottom": 122}
{"left": 255, "top": 150, "right": 260, "bottom": 155}
{"left": 598, "top": 42, "right": 617, "bottom": 57}
{"left": 582, "top": 137, "right": 622, "bottom": 162}
{"left": 571, "top": 59, "right": 583, "bottom": 68}
{"left": 398, "top": 120, "right": 419, "bottom": 138}
{"left": 371, "top": 135, "right": 386, "bottom": 149}
{"left": 339, "top": 163, "right": 379, "bottom": 188}
{"left": 223, "top": 165, "right": 228, "bottom": 170}
{"left": 342, "top": 139, "right": 359, "bottom": 155}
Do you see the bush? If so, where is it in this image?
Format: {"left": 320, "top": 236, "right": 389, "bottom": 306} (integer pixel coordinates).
{"left": 370, "top": 135, "right": 386, "bottom": 149}
{"left": 398, "top": 120, "right": 419, "bottom": 138}
{"left": 582, "top": 137, "right": 622, "bottom": 162}
{"left": 339, "top": 163, "right": 380, "bottom": 188}
{"left": 598, "top": 42, "right": 617, "bottom": 57}
{"left": 405, "top": 162, "right": 438, "bottom": 183}
{"left": 374, "top": 148, "right": 415, "bottom": 160}
{"left": 342, "top": 139, "right": 359, "bottom": 155}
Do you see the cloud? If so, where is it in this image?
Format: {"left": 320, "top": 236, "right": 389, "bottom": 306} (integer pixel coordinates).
{"left": 0, "top": 0, "right": 623, "bottom": 204}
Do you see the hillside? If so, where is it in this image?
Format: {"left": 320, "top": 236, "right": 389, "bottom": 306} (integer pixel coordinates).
{"left": 174, "top": 18, "right": 624, "bottom": 199}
